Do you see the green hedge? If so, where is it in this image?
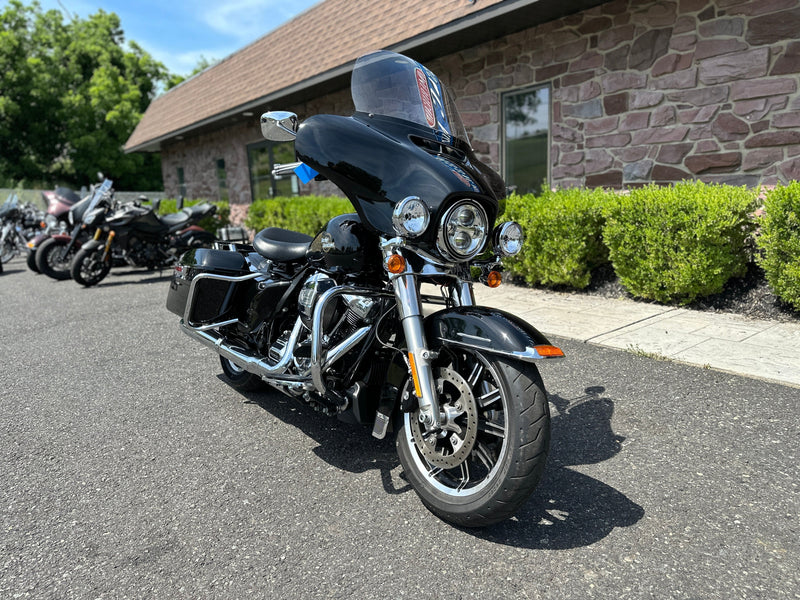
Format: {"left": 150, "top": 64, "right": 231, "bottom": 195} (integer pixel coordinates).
{"left": 154, "top": 198, "right": 230, "bottom": 233}
{"left": 500, "top": 188, "right": 616, "bottom": 288}
{"left": 244, "top": 195, "right": 353, "bottom": 235}
{"left": 602, "top": 181, "right": 759, "bottom": 304}
{"left": 757, "top": 183, "right": 800, "bottom": 309}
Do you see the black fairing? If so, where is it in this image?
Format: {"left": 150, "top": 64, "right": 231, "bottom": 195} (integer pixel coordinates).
{"left": 306, "top": 213, "right": 382, "bottom": 276}
{"left": 295, "top": 113, "right": 500, "bottom": 246}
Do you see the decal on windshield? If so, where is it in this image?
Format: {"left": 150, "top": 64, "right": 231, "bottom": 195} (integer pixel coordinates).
{"left": 416, "top": 68, "right": 437, "bottom": 128}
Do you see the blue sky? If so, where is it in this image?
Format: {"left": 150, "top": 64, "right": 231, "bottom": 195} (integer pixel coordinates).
{"left": 9, "top": 0, "right": 320, "bottom": 75}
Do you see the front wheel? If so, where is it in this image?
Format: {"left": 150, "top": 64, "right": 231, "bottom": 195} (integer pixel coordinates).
{"left": 396, "top": 349, "right": 550, "bottom": 527}
{"left": 36, "top": 237, "right": 75, "bottom": 280}
{"left": 26, "top": 248, "right": 40, "bottom": 272}
{"left": 70, "top": 246, "right": 111, "bottom": 287}
{"left": 1, "top": 235, "right": 17, "bottom": 263}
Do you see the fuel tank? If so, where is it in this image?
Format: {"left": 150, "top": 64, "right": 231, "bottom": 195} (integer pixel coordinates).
{"left": 306, "top": 213, "right": 382, "bottom": 276}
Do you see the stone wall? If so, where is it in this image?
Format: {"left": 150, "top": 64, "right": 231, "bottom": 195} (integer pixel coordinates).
{"left": 434, "top": 0, "right": 800, "bottom": 188}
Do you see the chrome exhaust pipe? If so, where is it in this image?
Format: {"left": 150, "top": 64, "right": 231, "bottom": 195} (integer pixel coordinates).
{"left": 179, "top": 316, "right": 303, "bottom": 377}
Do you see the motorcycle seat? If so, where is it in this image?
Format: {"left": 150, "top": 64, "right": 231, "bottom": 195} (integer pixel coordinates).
{"left": 160, "top": 203, "right": 216, "bottom": 230}
{"left": 253, "top": 227, "right": 312, "bottom": 262}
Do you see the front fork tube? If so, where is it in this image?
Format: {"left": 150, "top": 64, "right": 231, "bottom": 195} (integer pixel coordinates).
{"left": 100, "top": 230, "right": 115, "bottom": 262}
{"left": 393, "top": 273, "right": 475, "bottom": 428}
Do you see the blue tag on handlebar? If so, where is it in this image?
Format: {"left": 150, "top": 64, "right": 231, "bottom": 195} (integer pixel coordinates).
{"left": 294, "top": 163, "right": 319, "bottom": 184}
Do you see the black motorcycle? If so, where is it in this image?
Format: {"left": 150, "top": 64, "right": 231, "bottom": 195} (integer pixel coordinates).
{"left": 69, "top": 194, "right": 216, "bottom": 286}
{"left": 166, "top": 51, "right": 563, "bottom": 527}
{"left": 1, "top": 193, "right": 43, "bottom": 264}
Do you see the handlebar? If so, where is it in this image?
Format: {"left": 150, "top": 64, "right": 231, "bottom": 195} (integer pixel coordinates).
{"left": 271, "top": 162, "right": 302, "bottom": 178}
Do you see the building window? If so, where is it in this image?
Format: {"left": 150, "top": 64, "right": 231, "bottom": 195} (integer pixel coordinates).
{"left": 177, "top": 167, "right": 187, "bottom": 198}
{"left": 247, "top": 141, "right": 298, "bottom": 200}
{"left": 502, "top": 85, "right": 550, "bottom": 194}
{"left": 216, "top": 158, "right": 229, "bottom": 202}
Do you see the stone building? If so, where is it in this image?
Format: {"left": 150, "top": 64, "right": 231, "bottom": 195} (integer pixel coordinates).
{"left": 124, "top": 0, "right": 800, "bottom": 221}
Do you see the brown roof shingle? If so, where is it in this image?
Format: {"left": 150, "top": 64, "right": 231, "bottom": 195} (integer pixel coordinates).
{"left": 124, "top": 0, "right": 509, "bottom": 152}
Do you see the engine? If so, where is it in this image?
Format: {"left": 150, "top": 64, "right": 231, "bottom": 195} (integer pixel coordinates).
{"left": 126, "top": 237, "right": 161, "bottom": 267}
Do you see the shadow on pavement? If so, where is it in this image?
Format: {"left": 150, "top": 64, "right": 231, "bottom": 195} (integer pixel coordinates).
{"left": 239, "top": 379, "right": 643, "bottom": 549}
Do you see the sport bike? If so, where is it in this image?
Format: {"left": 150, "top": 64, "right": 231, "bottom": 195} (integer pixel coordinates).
{"left": 70, "top": 196, "right": 216, "bottom": 286}
{"left": 166, "top": 51, "right": 564, "bottom": 526}
{"left": 36, "top": 180, "right": 113, "bottom": 280}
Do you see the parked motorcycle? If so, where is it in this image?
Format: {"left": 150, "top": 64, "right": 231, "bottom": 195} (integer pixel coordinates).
{"left": 36, "top": 180, "right": 113, "bottom": 280}
{"left": 26, "top": 186, "right": 81, "bottom": 272}
{"left": 166, "top": 51, "right": 564, "bottom": 526}
{"left": 1, "top": 193, "right": 45, "bottom": 264}
{"left": 69, "top": 196, "right": 217, "bottom": 286}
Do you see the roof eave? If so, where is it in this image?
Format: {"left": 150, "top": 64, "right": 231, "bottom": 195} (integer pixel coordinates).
{"left": 125, "top": 0, "right": 609, "bottom": 153}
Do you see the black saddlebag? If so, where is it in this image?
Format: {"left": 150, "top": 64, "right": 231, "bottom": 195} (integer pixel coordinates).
{"left": 166, "top": 247, "right": 250, "bottom": 325}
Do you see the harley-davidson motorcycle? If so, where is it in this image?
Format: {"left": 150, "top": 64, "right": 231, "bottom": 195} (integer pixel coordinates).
{"left": 69, "top": 193, "right": 216, "bottom": 286}
{"left": 0, "top": 193, "right": 43, "bottom": 264}
{"left": 26, "top": 186, "right": 81, "bottom": 272}
{"left": 167, "top": 51, "right": 563, "bottom": 526}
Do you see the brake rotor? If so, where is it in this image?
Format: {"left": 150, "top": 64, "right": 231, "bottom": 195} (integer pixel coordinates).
{"left": 410, "top": 367, "right": 479, "bottom": 469}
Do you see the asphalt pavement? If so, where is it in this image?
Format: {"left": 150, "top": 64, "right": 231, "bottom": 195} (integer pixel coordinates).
{"left": 1, "top": 257, "right": 798, "bottom": 599}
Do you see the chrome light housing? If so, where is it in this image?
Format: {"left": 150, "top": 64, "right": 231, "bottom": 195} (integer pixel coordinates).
{"left": 437, "top": 199, "right": 488, "bottom": 262}
{"left": 392, "top": 196, "right": 430, "bottom": 238}
{"left": 494, "top": 221, "right": 524, "bottom": 256}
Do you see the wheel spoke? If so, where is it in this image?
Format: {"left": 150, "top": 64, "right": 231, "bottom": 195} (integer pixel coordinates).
{"left": 457, "top": 462, "right": 470, "bottom": 492}
{"left": 473, "top": 441, "right": 496, "bottom": 470}
{"left": 477, "top": 387, "right": 501, "bottom": 408}
{"left": 479, "top": 418, "right": 505, "bottom": 439}
{"left": 466, "top": 362, "right": 484, "bottom": 388}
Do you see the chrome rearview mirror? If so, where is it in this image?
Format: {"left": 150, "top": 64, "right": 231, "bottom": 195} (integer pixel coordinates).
{"left": 260, "top": 111, "right": 298, "bottom": 141}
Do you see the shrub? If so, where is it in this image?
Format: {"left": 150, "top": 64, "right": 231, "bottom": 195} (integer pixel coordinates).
{"left": 602, "top": 181, "right": 759, "bottom": 304}
{"left": 245, "top": 195, "right": 353, "bottom": 235}
{"left": 155, "top": 198, "right": 230, "bottom": 233}
{"left": 500, "top": 188, "right": 615, "bottom": 288}
{"left": 757, "top": 183, "right": 800, "bottom": 310}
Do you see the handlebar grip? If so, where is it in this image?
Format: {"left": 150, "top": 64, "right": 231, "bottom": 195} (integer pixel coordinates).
{"left": 272, "top": 162, "right": 302, "bottom": 178}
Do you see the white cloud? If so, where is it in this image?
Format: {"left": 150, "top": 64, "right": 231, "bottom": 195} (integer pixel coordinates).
{"left": 199, "top": 0, "right": 316, "bottom": 42}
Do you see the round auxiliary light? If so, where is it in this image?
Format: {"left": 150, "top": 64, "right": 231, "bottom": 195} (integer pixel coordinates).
{"left": 437, "top": 200, "right": 488, "bottom": 262}
{"left": 494, "top": 221, "right": 524, "bottom": 257}
{"left": 392, "top": 196, "right": 430, "bottom": 238}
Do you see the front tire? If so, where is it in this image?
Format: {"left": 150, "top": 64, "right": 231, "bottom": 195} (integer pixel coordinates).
{"left": 36, "top": 237, "right": 75, "bottom": 280}
{"left": 26, "top": 249, "right": 40, "bottom": 272}
{"left": 396, "top": 349, "right": 550, "bottom": 527}
{"left": 70, "top": 246, "right": 111, "bottom": 287}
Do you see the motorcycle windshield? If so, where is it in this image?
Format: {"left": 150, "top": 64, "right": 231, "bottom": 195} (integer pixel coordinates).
{"left": 82, "top": 179, "right": 113, "bottom": 224}
{"left": 0, "top": 194, "right": 18, "bottom": 217}
{"left": 351, "top": 51, "right": 469, "bottom": 147}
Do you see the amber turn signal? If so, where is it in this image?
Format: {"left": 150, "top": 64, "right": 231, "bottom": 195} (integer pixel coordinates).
{"left": 386, "top": 254, "right": 406, "bottom": 274}
{"left": 534, "top": 345, "right": 565, "bottom": 358}
{"left": 486, "top": 270, "right": 502, "bottom": 288}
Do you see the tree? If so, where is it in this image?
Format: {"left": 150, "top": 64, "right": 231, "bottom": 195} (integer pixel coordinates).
{"left": 165, "top": 55, "right": 218, "bottom": 90}
{"left": 0, "top": 1, "right": 167, "bottom": 189}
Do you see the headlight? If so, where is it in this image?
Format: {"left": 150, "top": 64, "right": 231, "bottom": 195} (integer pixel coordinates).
{"left": 392, "top": 196, "right": 430, "bottom": 238}
{"left": 437, "top": 200, "right": 488, "bottom": 262}
{"left": 44, "top": 214, "right": 57, "bottom": 227}
{"left": 494, "top": 221, "right": 524, "bottom": 256}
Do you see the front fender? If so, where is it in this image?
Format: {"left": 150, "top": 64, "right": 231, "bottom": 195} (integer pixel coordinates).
{"left": 424, "top": 306, "right": 564, "bottom": 362}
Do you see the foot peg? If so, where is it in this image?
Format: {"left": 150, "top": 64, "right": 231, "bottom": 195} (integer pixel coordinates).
{"left": 372, "top": 411, "right": 390, "bottom": 439}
